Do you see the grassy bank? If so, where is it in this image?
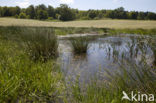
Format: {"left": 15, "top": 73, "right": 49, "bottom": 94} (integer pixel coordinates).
{"left": 0, "top": 38, "right": 65, "bottom": 102}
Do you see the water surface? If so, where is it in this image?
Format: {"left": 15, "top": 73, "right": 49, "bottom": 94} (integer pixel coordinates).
{"left": 58, "top": 34, "right": 156, "bottom": 83}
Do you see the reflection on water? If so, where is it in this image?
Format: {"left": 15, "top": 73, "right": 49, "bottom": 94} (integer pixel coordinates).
{"left": 58, "top": 34, "right": 156, "bottom": 83}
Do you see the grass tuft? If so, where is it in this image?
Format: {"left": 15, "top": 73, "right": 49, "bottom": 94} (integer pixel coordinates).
{"left": 70, "top": 36, "right": 90, "bottom": 54}
{"left": 21, "top": 28, "right": 58, "bottom": 62}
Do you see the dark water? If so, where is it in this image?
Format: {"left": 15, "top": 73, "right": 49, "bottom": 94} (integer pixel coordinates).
{"left": 58, "top": 34, "right": 156, "bottom": 83}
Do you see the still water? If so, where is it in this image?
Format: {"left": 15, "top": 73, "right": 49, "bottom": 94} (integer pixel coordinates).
{"left": 58, "top": 34, "right": 156, "bottom": 83}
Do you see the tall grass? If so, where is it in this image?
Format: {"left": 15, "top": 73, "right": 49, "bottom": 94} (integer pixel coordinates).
{"left": 70, "top": 62, "right": 156, "bottom": 103}
{"left": 70, "top": 36, "right": 90, "bottom": 54}
{"left": 21, "top": 28, "right": 58, "bottom": 62}
{"left": 0, "top": 26, "right": 156, "bottom": 103}
{"left": 0, "top": 39, "right": 65, "bottom": 103}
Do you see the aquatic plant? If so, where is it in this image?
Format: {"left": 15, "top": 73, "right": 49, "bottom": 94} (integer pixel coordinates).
{"left": 70, "top": 61, "right": 156, "bottom": 103}
{"left": 70, "top": 36, "right": 90, "bottom": 54}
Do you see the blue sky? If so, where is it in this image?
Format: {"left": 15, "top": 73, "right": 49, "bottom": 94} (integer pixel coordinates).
{"left": 0, "top": 0, "right": 156, "bottom": 12}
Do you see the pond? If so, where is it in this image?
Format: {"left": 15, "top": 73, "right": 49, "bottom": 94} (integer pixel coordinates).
{"left": 58, "top": 34, "right": 156, "bottom": 83}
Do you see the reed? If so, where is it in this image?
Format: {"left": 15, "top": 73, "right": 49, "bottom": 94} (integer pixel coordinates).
{"left": 70, "top": 36, "right": 90, "bottom": 54}
{"left": 21, "top": 28, "right": 58, "bottom": 62}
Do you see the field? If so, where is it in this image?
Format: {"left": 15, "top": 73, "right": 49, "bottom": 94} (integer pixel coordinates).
{"left": 1, "top": 18, "right": 156, "bottom": 29}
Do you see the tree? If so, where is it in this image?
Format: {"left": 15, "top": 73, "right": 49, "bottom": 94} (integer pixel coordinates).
{"left": 147, "top": 12, "right": 156, "bottom": 20}
{"left": 1, "top": 6, "right": 10, "bottom": 16}
{"left": 26, "top": 5, "right": 35, "bottom": 19}
{"left": 19, "top": 12, "right": 27, "bottom": 19}
{"left": 128, "top": 11, "right": 138, "bottom": 19}
{"left": 47, "top": 5, "right": 55, "bottom": 18}
{"left": 37, "top": 10, "right": 48, "bottom": 20}
{"left": 36, "top": 4, "right": 47, "bottom": 11}
{"left": 105, "top": 10, "right": 115, "bottom": 19}
{"left": 0, "top": 7, "right": 2, "bottom": 17}
{"left": 115, "top": 7, "right": 125, "bottom": 12}
{"left": 15, "top": 6, "right": 21, "bottom": 15}
{"left": 137, "top": 12, "right": 145, "bottom": 20}
{"left": 56, "top": 4, "right": 76, "bottom": 21}
{"left": 87, "top": 10, "right": 97, "bottom": 19}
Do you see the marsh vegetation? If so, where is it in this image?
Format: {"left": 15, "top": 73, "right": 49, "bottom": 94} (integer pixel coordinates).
{"left": 0, "top": 26, "right": 156, "bottom": 103}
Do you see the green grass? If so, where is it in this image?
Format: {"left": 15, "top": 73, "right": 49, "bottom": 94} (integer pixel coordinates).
{"left": 0, "top": 39, "right": 65, "bottom": 103}
{"left": 109, "top": 28, "right": 156, "bottom": 35}
{"left": 0, "top": 26, "right": 156, "bottom": 103}
{"left": 21, "top": 28, "right": 58, "bottom": 62}
{"left": 70, "top": 37, "right": 90, "bottom": 54}
{"left": 70, "top": 62, "right": 156, "bottom": 103}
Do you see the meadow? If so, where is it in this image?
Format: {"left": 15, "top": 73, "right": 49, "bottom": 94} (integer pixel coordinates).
{"left": 0, "top": 22, "right": 156, "bottom": 102}
{"left": 1, "top": 18, "right": 156, "bottom": 29}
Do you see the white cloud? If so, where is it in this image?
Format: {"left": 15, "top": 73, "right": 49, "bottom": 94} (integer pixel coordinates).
{"left": 16, "top": 0, "right": 30, "bottom": 8}
{"left": 59, "top": 0, "right": 74, "bottom": 4}
{"left": 113, "top": 0, "right": 122, "bottom": 3}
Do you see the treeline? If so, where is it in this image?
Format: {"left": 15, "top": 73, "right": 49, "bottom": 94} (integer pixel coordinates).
{"left": 0, "top": 4, "right": 156, "bottom": 21}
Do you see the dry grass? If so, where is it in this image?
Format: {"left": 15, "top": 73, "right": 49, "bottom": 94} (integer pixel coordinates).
{"left": 0, "top": 18, "right": 156, "bottom": 29}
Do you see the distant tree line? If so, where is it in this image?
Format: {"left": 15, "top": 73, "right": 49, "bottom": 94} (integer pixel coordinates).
{"left": 0, "top": 4, "right": 156, "bottom": 21}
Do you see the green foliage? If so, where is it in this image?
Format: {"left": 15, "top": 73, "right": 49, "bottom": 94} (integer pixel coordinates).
{"left": 19, "top": 12, "right": 27, "bottom": 19}
{"left": 55, "top": 13, "right": 61, "bottom": 20}
{"left": 0, "top": 4, "right": 156, "bottom": 21}
{"left": 14, "top": 14, "right": 18, "bottom": 18}
{"left": 70, "top": 36, "right": 90, "bottom": 54}
{"left": 37, "top": 10, "right": 48, "bottom": 20}
{"left": 0, "top": 26, "right": 156, "bottom": 103}
{"left": 48, "top": 17, "right": 53, "bottom": 20}
{"left": 26, "top": 5, "right": 35, "bottom": 19}
{"left": 47, "top": 5, "right": 55, "bottom": 17}
{"left": 87, "top": 10, "right": 97, "bottom": 19}
{"left": 70, "top": 62, "right": 156, "bottom": 103}
{"left": 0, "top": 35, "right": 64, "bottom": 103}
{"left": 56, "top": 4, "right": 76, "bottom": 21}
{"left": 21, "top": 28, "right": 58, "bottom": 62}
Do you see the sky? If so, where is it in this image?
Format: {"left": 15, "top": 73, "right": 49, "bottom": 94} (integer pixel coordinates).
{"left": 0, "top": 0, "right": 156, "bottom": 12}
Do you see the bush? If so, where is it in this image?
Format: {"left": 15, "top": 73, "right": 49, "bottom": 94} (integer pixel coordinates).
{"left": 19, "top": 12, "right": 27, "bottom": 19}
